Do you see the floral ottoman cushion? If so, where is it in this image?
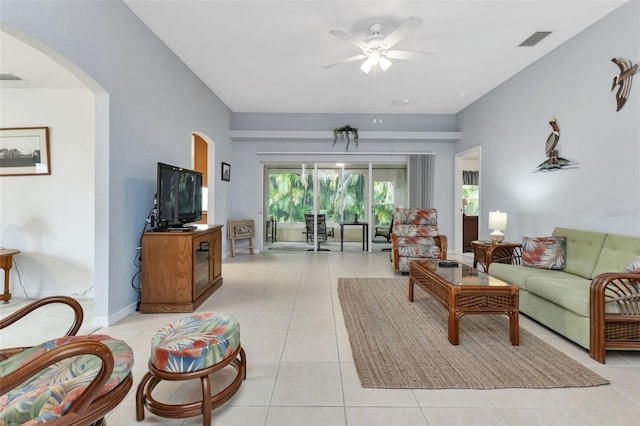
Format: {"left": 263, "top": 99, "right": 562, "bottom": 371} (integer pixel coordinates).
{"left": 151, "top": 313, "right": 241, "bottom": 373}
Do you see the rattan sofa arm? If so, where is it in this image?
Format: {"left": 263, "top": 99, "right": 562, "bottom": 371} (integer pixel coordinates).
{"left": 590, "top": 272, "right": 640, "bottom": 363}
{"left": 485, "top": 243, "right": 522, "bottom": 266}
{"left": 0, "top": 340, "right": 114, "bottom": 417}
{"left": 0, "top": 296, "right": 84, "bottom": 361}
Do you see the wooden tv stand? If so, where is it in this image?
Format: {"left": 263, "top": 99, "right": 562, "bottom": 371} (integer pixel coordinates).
{"left": 140, "top": 225, "right": 223, "bottom": 313}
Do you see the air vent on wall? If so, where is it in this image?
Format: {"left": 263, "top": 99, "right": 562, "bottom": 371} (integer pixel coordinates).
{"left": 518, "top": 31, "right": 552, "bottom": 47}
{"left": 0, "top": 73, "right": 22, "bottom": 81}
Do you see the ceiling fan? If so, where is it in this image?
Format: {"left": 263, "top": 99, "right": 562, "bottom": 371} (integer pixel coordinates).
{"left": 322, "top": 17, "right": 433, "bottom": 73}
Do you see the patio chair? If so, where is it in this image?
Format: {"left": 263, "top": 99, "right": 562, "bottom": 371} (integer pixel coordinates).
{"left": 391, "top": 207, "right": 448, "bottom": 274}
{"left": 305, "top": 213, "right": 331, "bottom": 251}
{"left": 375, "top": 223, "right": 392, "bottom": 242}
{"left": 0, "top": 296, "right": 133, "bottom": 425}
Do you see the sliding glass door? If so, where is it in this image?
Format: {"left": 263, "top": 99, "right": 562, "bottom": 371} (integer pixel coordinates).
{"left": 263, "top": 162, "right": 407, "bottom": 252}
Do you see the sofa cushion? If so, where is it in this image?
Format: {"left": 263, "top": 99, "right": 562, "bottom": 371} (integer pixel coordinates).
{"left": 525, "top": 277, "right": 591, "bottom": 317}
{"left": 552, "top": 227, "right": 606, "bottom": 279}
{"left": 591, "top": 234, "right": 640, "bottom": 277}
{"left": 488, "top": 263, "right": 574, "bottom": 291}
{"left": 522, "top": 236, "right": 566, "bottom": 270}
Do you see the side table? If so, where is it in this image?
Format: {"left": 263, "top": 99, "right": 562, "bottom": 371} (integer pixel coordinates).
{"left": 471, "top": 240, "right": 521, "bottom": 272}
{"left": 0, "top": 249, "right": 20, "bottom": 303}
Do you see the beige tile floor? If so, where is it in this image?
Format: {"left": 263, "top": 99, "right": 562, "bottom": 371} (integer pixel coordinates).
{"left": 4, "top": 252, "right": 640, "bottom": 425}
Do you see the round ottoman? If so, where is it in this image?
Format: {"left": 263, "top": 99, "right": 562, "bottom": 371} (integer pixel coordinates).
{"left": 135, "top": 313, "right": 246, "bottom": 425}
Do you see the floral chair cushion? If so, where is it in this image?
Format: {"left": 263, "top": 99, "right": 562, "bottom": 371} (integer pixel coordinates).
{"left": 522, "top": 236, "right": 567, "bottom": 270}
{"left": 151, "top": 313, "right": 241, "bottom": 373}
{"left": 396, "top": 237, "right": 440, "bottom": 258}
{"left": 392, "top": 208, "right": 442, "bottom": 273}
{"left": 393, "top": 208, "right": 438, "bottom": 227}
{"left": 0, "top": 334, "right": 133, "bottom": 425}
{"left": 393, "top": 225, "right": 439, "bottom": 238}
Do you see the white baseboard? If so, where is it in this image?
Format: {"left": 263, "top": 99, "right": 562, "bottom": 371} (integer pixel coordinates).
{"left": 91, "top": 300, "right": 137, "bottom": 328}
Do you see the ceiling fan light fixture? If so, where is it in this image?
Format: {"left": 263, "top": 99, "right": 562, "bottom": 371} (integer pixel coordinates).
{"left": 368, "top": 50, "right": 381, "bottom": 65}
{"left": 379, "top": 56, "right": 392, "bottom": 71}
{"left": 360, "top": 60, "right": 373, "bottom": 74}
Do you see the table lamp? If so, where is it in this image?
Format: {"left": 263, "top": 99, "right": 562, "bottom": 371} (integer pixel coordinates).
{"left": 488, "top": 210, "right": 507, "bottom": 243}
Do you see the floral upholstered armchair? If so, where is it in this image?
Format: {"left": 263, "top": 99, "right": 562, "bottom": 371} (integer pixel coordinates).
{"left": 391, "top": 208, "right": 447, "bottom": 273}
{"left": 0, "top": 296, "right": 133, "bottom": 425}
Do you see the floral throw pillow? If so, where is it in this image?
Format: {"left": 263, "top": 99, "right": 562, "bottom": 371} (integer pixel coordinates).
{"left": 522, "top": 236, "right": 566, "bottom": 270}
{"left": 623, "top": 256, "right": 640, "bottom": 273}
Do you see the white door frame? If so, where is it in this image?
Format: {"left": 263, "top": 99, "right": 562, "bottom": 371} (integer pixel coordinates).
{"left": 454, "top": 146, "right": 481, "bottom": 254}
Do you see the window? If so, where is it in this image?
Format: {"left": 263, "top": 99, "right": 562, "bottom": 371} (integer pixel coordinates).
{"left": 267, "top": 171, "right": 313, "bottom": 223}
{"left": 463, "top": 185, "right": 479, "bottom": 216}
{"left": 373, "top": 181, "right": 394, "bottom": 227}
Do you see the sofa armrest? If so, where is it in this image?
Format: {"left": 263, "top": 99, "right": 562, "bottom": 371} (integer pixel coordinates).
{"left": 485, "top": 243, "right": 522, "bottom": 269}
{"left": 590, "top": 272, "right": 640, "bottom": 363}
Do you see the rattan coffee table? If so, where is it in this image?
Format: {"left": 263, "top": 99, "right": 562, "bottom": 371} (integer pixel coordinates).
{"left": 408, "top": 260, "right": 519, "bottom": 345}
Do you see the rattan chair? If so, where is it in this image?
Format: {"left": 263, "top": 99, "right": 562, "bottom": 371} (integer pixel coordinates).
{"left": 0, "top": 296, "right": 133, "bottom": 425}
{"left": 590, "top": 273, "right": 640, "bottom": 363}
{"left": 390, "top": 208, "right": 447, "bottom": 274}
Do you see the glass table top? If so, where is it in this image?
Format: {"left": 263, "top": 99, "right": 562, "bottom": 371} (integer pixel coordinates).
{"left": 413, "top": 260, "right": 511, "bottom": 287}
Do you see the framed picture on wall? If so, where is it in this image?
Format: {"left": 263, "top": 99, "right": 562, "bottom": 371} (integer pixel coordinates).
{"left": 221, "top": 162, "right": 231, "bottom": 181}
{"left": 0, "top": 127, "right": 51, "bottom": 176}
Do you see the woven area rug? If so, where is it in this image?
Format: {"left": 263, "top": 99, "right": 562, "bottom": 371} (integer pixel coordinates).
{"left": 338, "top": 277, "right": 609, "bottom": 389}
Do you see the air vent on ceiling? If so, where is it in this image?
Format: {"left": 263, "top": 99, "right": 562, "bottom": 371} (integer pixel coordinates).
{"left": 390, "top": 99, "right": 410, "bottom": 106}
{"left": 0, "top": 73, "right": 22, "bottom": 81}
{"left": 518, "top": 31, "right": 552, "bottom": 47}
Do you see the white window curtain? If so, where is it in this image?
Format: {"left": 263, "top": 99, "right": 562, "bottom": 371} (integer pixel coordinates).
{"left": 408, "top": 154, "right": 434, "bottom": 208}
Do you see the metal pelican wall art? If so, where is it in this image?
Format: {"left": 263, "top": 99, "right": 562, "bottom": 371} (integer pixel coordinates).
{"left": 534, "top": 119, "right": 577, "bottom": 172}
{"left": 611, "top": 57, "right": 638, "bottom": 111}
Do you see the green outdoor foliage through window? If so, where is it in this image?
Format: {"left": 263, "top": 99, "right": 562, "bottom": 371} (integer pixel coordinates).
{"left": 268, "top": 171, "right": 367, "bottom": 223}
{"left": 373, "top": 181, "right": 394, "bottom": 227}
{"left": 463, "top": 185, "right": 479, "bottom": 216}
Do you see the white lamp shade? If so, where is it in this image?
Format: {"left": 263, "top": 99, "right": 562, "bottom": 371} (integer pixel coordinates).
{"left": 488, "top": 210, "right": 507, "bottom": 231}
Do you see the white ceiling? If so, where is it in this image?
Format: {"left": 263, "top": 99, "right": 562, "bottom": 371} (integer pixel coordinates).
{"left": 0, "top": 32, "right": 86, "bottom": 89}
{"left": 2, "top": 1, "right": 626, "bottom": 115}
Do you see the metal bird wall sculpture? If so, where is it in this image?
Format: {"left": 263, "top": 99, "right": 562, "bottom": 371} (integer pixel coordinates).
{"left": 611, "top": 57, "right": 639, "bottom": 111}
{"left": 534, "top": 119, "right": 577, "bottom": 172}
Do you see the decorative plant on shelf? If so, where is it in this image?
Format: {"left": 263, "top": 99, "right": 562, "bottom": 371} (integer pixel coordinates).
{"left": 333, "top": 125, "right": 359, "bottom": 152}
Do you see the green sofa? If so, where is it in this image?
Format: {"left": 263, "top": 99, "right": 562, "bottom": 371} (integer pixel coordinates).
{"left": 488, "top": 227, "right": 640, "bottom": 362}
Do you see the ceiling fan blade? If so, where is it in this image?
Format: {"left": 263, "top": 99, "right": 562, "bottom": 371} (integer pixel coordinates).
{"left": 381, "top": 17, "right": 423, "bottom": 48}
{"left": 386, "top": 50, "right": 434, "bottom": 60}
{"left": 329, "top": 29, "right": 368, "bottom": 50}
{"left": 322, "top": 54, "right": 368, "bottom": 69}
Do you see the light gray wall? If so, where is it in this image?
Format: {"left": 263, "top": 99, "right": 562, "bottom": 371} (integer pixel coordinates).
{"left": 1, "top": 1, "right": 233, "bottom": 324}
{"left": 456, "top": 1, "right": 640, "bottom": 240}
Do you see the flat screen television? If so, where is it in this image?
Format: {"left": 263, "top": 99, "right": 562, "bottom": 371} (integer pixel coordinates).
{"left": 156, "top": 162, "right": 203, "bottom": 230}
